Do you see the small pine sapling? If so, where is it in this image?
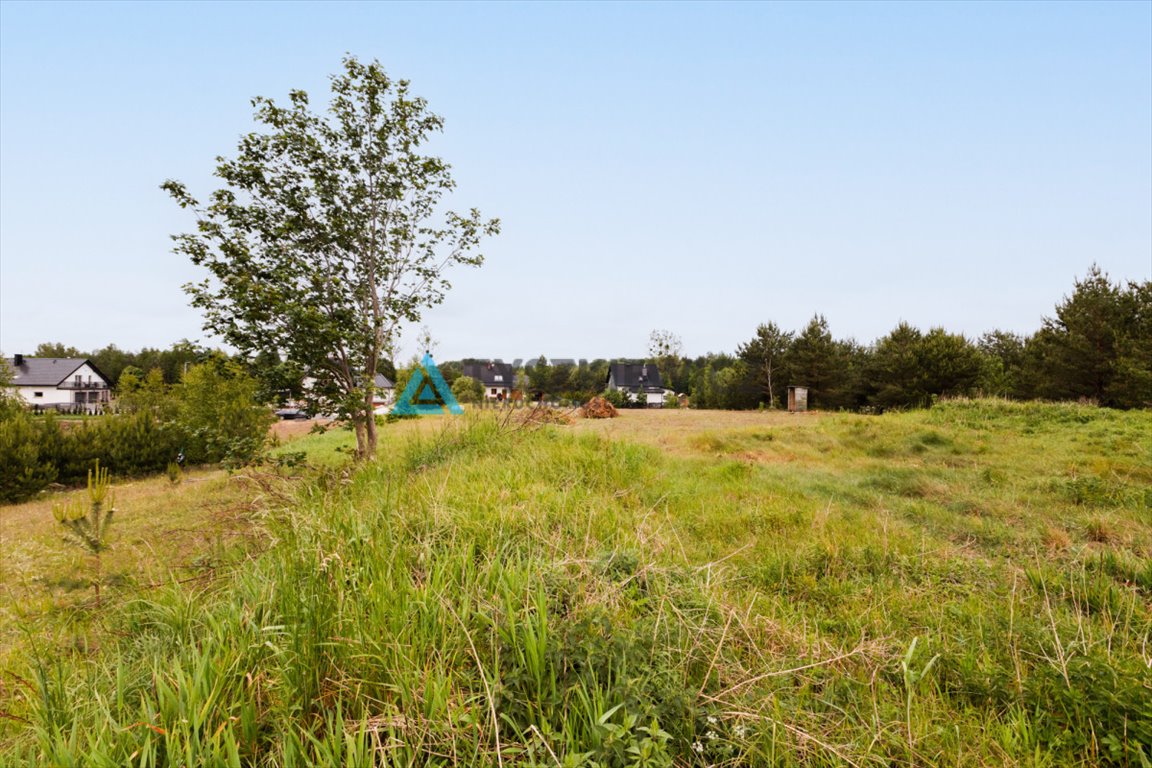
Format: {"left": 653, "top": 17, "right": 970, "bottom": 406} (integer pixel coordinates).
{"left": 53, "top": 460, "right": 117, "bottom": 606}
{"left": 166, "top": 460, "right": 183, "bottom": 485}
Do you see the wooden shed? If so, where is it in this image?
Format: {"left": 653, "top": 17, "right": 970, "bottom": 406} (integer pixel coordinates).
{"left": 787, "top": 385, "right": 808, "bottom": 413}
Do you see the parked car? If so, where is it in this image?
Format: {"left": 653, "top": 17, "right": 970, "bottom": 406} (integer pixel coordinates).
{"left": 275, "top": 407, "right": 306, "bottom": 420}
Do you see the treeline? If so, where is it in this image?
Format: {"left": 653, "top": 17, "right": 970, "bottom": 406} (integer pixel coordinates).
{"left": 22, "top": 265, "right": 1152, "bottom": 412}
{"left": 436, "top": 266, "right": 1149, "bottom": 411}
{"left": 30, "top": 339, "right": 206, "bottom": 386}
{"left": 682, "top": 266, "right": 1150, "bottom": 410}
{"left": 0, "top": 357, "right": 273, "bottom": 503}
{"left": 26, "top": 340, "right": 303, "bottom": 405}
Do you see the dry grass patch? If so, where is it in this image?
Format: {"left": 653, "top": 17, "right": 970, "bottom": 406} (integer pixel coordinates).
{"left": 0, "top": 467, "right": 271, "bottom": 677}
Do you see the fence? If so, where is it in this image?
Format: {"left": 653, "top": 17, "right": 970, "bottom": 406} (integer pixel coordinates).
{"left": 29, "top": 404, "right": 112, "bottom": 417}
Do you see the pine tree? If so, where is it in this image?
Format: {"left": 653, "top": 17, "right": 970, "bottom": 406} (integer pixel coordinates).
{"left": 53, "top": 461, "right": 116, "bottom": 606}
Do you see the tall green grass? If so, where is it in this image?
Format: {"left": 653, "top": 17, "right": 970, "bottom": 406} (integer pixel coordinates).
{"left": 3, "top": 401, "right": 1150, "bottom": 766}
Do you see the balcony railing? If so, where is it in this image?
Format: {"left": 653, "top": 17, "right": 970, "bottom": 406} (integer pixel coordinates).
{"left": 57, "top": 381, "right": 110, "bottom": 390}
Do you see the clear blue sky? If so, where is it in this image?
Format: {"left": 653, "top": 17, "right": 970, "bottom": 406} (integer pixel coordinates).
{"left": 2, "top": 0, "right": 1149, "bottom": 362}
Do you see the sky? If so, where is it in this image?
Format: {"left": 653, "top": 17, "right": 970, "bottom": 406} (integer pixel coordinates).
{"left": 1, "top": 0, "right": 1150, "bottom": 363}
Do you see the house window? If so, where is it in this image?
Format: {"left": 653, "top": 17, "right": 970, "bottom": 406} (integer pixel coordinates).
{"left": 491, "top": 388, "right": 497, "bottom": 395}
{"left": 493, "top": 375, "right": 503, "bottom": 382}
{"left": 34, "top": 391, "right": 43, "bottom": 398}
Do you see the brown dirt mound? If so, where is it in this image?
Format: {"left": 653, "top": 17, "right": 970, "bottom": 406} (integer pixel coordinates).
{"left": 582, "top": 396, "right": 618, "bottom": 419}
{"left": 522, "top": 406, "right": 575, "bottom": 426}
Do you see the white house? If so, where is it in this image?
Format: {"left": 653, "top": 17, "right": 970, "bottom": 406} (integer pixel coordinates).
{"left": 371, "top": 373, "right": 396, "bottom": 414}
{"left": 606, "top": 362, "right": 668, "bottom": 407}
{"left": 298, "top": 370, "right": 395, "bottom": 415}
{"left": 461, "top": 361, "right": 516, "bottom": 401}
{"left": 4, "top": 355, "right": 113, "bottom": 411}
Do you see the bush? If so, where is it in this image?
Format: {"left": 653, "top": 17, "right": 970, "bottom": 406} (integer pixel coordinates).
{"left": 602, "top": 389, "right": 627, "bottom": 409}
{"left": 0, "top": 413, "right": 59, "bottom": 503}
{"left": 173, "top": 358, "right": 274, "bottom": 465}
{"left": 0, "top": 359, "right": 271, "bottom": 503}
{"left": 450, "top": 375, "right": 482, "bottom": 404}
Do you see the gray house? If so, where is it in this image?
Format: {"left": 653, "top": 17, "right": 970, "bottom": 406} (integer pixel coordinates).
{"left": 606, "top": 362, "right": 667, "bottom": 407}
{"left": 4, "top": 355, "right": 112, "bottom": 411}
{"left": 461, "top": 361, "right": 516, "bottom": 401}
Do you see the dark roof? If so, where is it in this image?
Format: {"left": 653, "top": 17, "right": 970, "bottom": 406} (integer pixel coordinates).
{"left": 461, "top": 361, "right": 515, "bottom": 387}
{"left": 607, "top": 362, "right": 664, "bottom": 391}
{"left": 5, "top": 357, "right": 110, "bottom": 387}
{"left": 374, "top": 373, "right": 394, "bottom": 389}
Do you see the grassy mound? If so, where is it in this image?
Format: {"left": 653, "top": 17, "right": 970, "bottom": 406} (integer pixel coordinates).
{"left": 3, "top": 401, "right": 1150, "bottom": 766}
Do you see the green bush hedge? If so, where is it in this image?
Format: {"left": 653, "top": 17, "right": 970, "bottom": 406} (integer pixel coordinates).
{"left": 0, "top": 412, "right": 183, "bottom": 503}
{"left": 0, "top": 359, "right": 273, "bottom": 503}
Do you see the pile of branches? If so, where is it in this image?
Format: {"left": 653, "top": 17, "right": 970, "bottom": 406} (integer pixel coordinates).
{"left": 521, "top": 405, "right": 575, "bottom": 426}
{"left": 580, "top": 396, "right": 619, "bottom": 419}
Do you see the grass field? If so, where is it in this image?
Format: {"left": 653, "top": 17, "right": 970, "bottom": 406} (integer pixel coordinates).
{"left": 1, "top": 400, "right": 1149, "bottom": 766}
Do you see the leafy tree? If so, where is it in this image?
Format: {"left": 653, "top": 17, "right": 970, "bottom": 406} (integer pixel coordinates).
{"left": 601, "top": 388, "right": 627, "bottom": 409}
{"left": 714, "top": 360, "right": 759, "bottom": 409}
{"left": 250, "top": 349, "right": 305, "bottom": 406}
{"left": 34, "top": 342, "right": 83, "bottom": 358}
{"left": 560, "top": 362, "right": 585, "bottom": 402}
{"left": 377, "top": 358, "right": 398, "bottom": 383}
{"left": 114, "top": 366, "right": 144, "bottom": 394}
{"left": 130, "top": 340, "right": 206, "bottom": 384}
{"left": 737, "top": 323, "right": 793, "bottom": 407}
{"left": 526, "top": 356, "right": 552, "bottom": 400}
{"left": 392, "top": 364, "right": 414, "bottom": 404}
{"left": 163, "top": 56, "right": 498, "bottom": 458}
{"left": 977, "top": 330, "right": 1027, "bottom": 397}
{"left": 89, "top": 344, "right": 136, "bottom": 386}
{"left": 0, "top": 355, "right": 24, "bottom": 420}
{"left": 451, "top": 375, "right": 482, "bottom": 404}
{"left": 173, "top": 357, "right": 274, "bottom": 465}
{"left": 648, "top": 329, "right": 683, "bottom": 392}
{"left": 117, "top": 368, "right": 173, "bottom": 417}
{"left": 437, "top": 361, "right": 462, "bottom": 387}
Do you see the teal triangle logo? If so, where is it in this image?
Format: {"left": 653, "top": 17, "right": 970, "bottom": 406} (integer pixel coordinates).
{"left": 392, "top": 353, "right": 464, "bottom": 416}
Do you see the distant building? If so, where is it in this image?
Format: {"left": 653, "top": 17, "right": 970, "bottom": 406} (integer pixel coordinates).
{"left": 787, "top": 385, "right": 809, "bottom": 413}
{"left": 371, "top": 373, "right": 395, "bottom": 414}
{"left": 606, "top": 361, "right": 667, "bottom": 407}
{"left": 4, "top": 355, "right": 112, "bottom": 411}
{"left": 461, "top": 360, "right": 516, "bottom": 401}
{"left": 299, "top": 369, "right": 395, "bottom": 415}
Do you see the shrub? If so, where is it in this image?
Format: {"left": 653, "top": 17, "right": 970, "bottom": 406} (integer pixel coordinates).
{"left": 172, "top": 357, "right": 274, "bottom": 465}
{"left": 450, "top": 374, "right": 482, "bottom": 404}
{"left": 0, "top": 413, "right": 58, "bottom": 503}
{"left": 602, "top": 389, "right": 627, "bottom": 409}
{"left": 0, "top": 363, "right": 269, "bottom": 503}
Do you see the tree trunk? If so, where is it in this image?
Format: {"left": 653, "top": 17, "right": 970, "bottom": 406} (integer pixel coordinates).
{"left": 353, "top": 418, "right": 368, "bottom": 460}
{"left": 361, "top": 370, "right": 379, "bottom": 459}
{"left": 365, "top": 408, "right": 378, "bottom": 456}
